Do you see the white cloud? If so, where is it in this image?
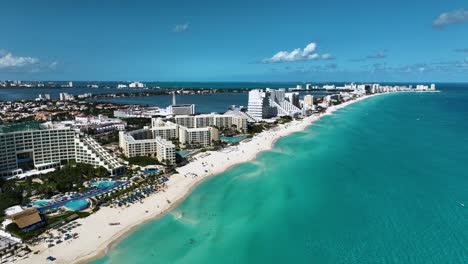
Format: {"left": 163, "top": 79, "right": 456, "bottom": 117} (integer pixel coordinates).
{"left": 0, "top": 51, "right": 39, "bottom": 69}
{"left": 307, "top": 53, "right": 319, "bottom": 60}
{"left": 0, "top": 49, "right": 57, "bottom": 72}
{"left": 433, "top": 8, "right": 468, "bottom": 28}
{"left": 302, "top": 42, "right": 317, "bottom": 55}
{"left": 262, "top": 42, "right": 332, "bottom": 63}
{"left": 173, "top": 23, "right": 189, "bottom": 32}
{"left": 321, "top": 53, "right": 333, "bottom": 60}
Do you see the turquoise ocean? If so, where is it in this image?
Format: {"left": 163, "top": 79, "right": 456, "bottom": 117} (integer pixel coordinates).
{"left": 88, "top": 86, "right": 468, "bottom": 264}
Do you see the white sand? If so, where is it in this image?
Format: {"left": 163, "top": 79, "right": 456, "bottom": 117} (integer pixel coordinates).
{"left": 15, "top": 93, "right": 384, "bottom": 264}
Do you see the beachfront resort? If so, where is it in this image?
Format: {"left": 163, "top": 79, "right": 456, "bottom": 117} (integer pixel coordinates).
{"left": 0, "top": 82, "right": 436, "bottom": 263}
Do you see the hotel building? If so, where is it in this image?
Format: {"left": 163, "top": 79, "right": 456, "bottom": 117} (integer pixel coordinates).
{"left": 247, "top": 89, "right": 272, "bottom": 120}
{"left": 0, "top": 122, "right": 125, "bottom": 178}
{"left": 174, "top": 114, "right": 247, "bottom": 132}
{"left": 119, "top": 130, "right": 176, "bottom": 164}
{"left": 166, "top": 104, "right": 195, "bottom": 116}
{"left": 151, "top": 118, "right": 179, "bottom": 140}
{"left": 119, "top": 113, "right": 246, "bottom": 158}
{"left": 247, "top": 89, "right": 302, "bottom": 120}
{"left": 303, "top": 95, "right": 314, "bottom": 108}
{"left": 178, "top": 126, "right": 218, "bottom": 148}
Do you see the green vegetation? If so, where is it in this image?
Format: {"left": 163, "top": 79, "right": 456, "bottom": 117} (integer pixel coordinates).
{"left": 277, "top": 116, "right": 293, "bottom": 124}
{"left": 6, "top": 211, "right": 90, "bottom": 241}
{"left": 316, "top": 106, "right": 327, "bottom": 113}
{"left": 51, "top": 112, "right": 74, "bottom": 121}
{"left": 0, "top": 178, "right": 24, "bottom": 216}
{"left": 124, "top": 156, "right": 160, "bottom": 166}
{"left": 37, "top": 163, "right": 109, "bottom": 195}
{"left": 95, "top": 173, "right": 167, "bottom": 206}
{"left": 248, "top": 122, "right": 273, "bottom": 135}
{"left": 125, "top": 118, "right": 151, "bottom": 130}
{"left": 95, "top": 131, "right": 119, "bottom": 145}
{"left": 82, "top": 103, "right": 114, "bottom": 117}
{"left": 0, "top": 163, "right": 109, "bottom": 216}
{"left": 248, "top": 124, "right": 265, "bottom": 134}
{"left": 221, "top": 127, "right": 240, "bottom": 137}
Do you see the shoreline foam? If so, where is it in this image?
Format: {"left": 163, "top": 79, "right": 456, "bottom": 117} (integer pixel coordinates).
{"left": 15, "top": 92, "right": 388, "bottom": 264}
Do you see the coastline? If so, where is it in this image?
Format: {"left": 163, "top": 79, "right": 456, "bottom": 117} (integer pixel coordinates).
{"left": 15, "top": 92, "right": 388, "bottom": 264}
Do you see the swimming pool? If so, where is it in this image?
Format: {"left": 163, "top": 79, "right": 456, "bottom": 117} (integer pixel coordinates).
{"left": 143, "top": 169, "right": 159, "bottom": 175}
{"left": 33, "top": 200, "right": 49, "bottom": 207}
{"left": 91, "top": 181, "right": 115, "bottom": 188}
{"left": 220, "top": 135, "right": 247, "bottom": 143}
{"left": 36, "top": 181, "right": 126, "bottom": 213}
{"left": 64, "top": 199, "right": 89, "bottom": 211}
{"left": 176, "top": 150, "right": 191, "bottom": 157}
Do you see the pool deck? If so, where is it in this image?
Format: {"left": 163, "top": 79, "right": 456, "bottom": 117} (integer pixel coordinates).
{"left": 36, "top": 181, "right": 127, "bottom": 213}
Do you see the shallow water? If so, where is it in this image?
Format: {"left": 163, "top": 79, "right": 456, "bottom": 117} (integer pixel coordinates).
{"left": 91, "top": 85, "right": 468, "bottom": 264}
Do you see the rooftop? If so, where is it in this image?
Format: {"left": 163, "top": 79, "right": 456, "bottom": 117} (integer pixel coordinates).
{"left": 0, "top": 121, "right": 46, "bottom": 133}
{"left": 7, "top": 208, "right": 42, "bottom": 229}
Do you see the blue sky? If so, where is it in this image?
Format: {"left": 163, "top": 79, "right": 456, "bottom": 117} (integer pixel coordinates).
{"left": 0, "top": 0, "right": 467, "bottom": 82}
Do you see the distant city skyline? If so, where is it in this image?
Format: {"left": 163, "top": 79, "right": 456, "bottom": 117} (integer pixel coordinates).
{"left": 0, "top": 0, "right": 468, "bottom": 82}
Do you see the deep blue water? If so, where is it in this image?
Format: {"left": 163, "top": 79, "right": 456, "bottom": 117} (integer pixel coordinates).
{"left": 89, "top": 84, "right": 468, "bottom": 264}
{"left": 0, "top": 81, "right": 445, "bottom": 101}
{"left": 0, "top": 83, "right": 330, "bottom": 113}
{"left": 89, "top": 91, "right": 331, "bottom": 114}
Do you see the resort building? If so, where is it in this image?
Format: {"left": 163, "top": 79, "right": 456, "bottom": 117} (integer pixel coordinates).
{"left": 165, "top": 92, "right": 196, "bottom": 116}
{"left": 6, "top": 208, "right": 44, "bottom": 231}
{"left": 156, "top": 139, "right": 176, "bottom": 164}
{"left": 303, "top": 95, "right": 314, "bottom": 108}
{"left": 247, "top": 89, "right": 302, "bottom": 121}
{"left": 173, "top": 114, "right": 247, "bottom": 132}
{"left": 247, "top": 89, "right": 273, "bottom": 121}
{"left": 285, "top": 92, "right": 300, "bottom": 108}
{"left": 74, "top": 134, "right": 125, "bottom": 173}
{"left": 119, "top": 131, "right": 158, "bottom": 157}
{"left": 174, "top": 115, "right": 195, "bottom": 129}
{"left": 119, "top": 130, "right": 176, "bottom": 164}
{"left": 120, "top": 113, "right": 244, "bottom": 159}
{"left": 224, "top": 106, "right": 257, "bottom": 123}
{"left": 114, "top": 107, "right": 170, "bottom": 118}
{"left": 59, "top": 93, "right": 74, "bottom": 101}
{"left": 37, "top": 94, "right": 51, "bottom": 100}
{"left": 43, "top": 114, "right": 126, "bottom": 134}
{"left": 0, "top": 122, "right": 125, "bottom": 178}
{"left": 128, "top": 81, "right": 146, "bottom": 88}
{"left": 178, "top": 126, "right": 218, "bottom": 148}
{"left": 267, "top": 88, "right": 302, "bottom": 116}
{"left": 166, "top": 104, "right": 195, "bottom": 116}
{"left": 151, "top": 118, "right": 179, "bottom": 140}
{"left": 152, "top": 117, "right": 223, "bottom": 147}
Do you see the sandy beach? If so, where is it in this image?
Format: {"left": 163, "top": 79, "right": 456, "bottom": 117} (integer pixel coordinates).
{"left": 14, "top": 93, "right": 384, "bottom": 264}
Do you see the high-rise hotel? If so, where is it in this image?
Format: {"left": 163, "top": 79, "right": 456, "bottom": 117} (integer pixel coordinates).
{"left": 247, "top": 88, "right": 302, "bottom": 121}
{"left": 0, "top": 122, "right": 125, "bottom": 178}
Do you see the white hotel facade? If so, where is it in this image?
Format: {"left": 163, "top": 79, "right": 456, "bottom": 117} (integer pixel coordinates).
{"left": 119, "top": 130, "right": 176, "bottom": 164}
{"left": 247, "top": 88, "right": 302, "bottom": 121}
{"left": 0, "top": 124, "right": 125, "bottom": 178}
{"left": 119, "top": 114, "right": 247, "bottom": 160}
